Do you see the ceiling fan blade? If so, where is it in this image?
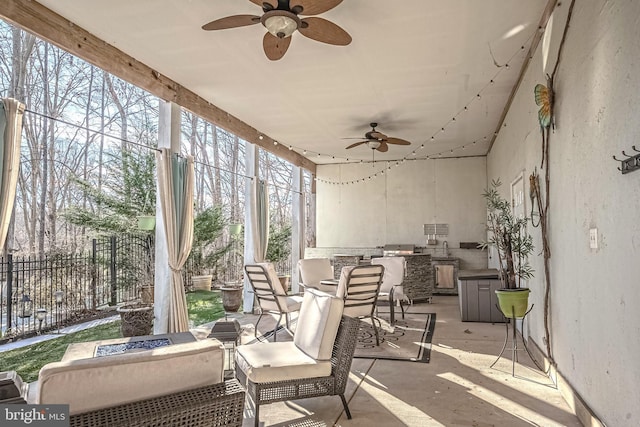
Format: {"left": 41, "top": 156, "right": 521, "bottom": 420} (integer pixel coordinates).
{"left": 385, "top": 137, "right": 412, "bottom": 145}
{"left": 202, "top": 15, "right": 261, "bottom": 31}
{"left": 249, "top": 0, "right": 278, "bottom": 8}
{"left": 346, "top": 141, "right": 366, "bottom": 149}
{"left": 376, "top": 142, "right": 389, "bottom": 152}
{"left": 291, "top": 0, "right": 343, "bottom": 15}
{"left": 263, "top": 32, "right": 292, "bottom": 61}
{"left": 299, "top": 17, "right": 352, "bottom": 46}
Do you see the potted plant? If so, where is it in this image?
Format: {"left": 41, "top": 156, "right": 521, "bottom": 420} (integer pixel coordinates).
{"left": 482, "top": 179, "right": 535, "bottom": 318}
{"left": 117, "top": 302, "right": 154, "bottom": 336}
{"left": 189, "top": 207, "right": 230, "bottom": 291}
{"left": 137, "top": 191, "right": 155, "bottom": 231}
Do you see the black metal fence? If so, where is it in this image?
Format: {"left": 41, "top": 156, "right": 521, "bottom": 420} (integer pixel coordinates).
{"left": 0, "top": 234, "right": 152, "bottom": 340}
{"left": 1, "top": 233, "right": 292, "bottom": 341}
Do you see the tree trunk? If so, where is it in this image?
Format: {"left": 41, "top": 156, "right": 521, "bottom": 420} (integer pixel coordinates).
{"left": 38, "top": 43, "right": 50, "bottom": 256}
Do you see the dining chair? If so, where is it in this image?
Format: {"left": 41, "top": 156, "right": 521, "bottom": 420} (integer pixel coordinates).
{"left": 335, "top": 264, "right": 385, "bottom": 345}
{"left": 244, "top": 263, "right": 303, "bottom": 341}
{"left": 297, "top": 258, "right": 336, "bottom": 293}
{"left": 370, "top": 256, "right": 408, "bottom": 324}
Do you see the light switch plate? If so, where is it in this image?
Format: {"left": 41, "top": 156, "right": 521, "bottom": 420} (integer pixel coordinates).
{"left": 589, "top": 228, "right": 598, "bottom": 249}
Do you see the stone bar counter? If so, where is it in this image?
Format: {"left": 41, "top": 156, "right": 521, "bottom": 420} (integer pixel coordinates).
{"left": 305, "top": 249, "right": 434, "bottom": 303}
{"left": 401, "top": 253, "right": 433, "bottom": 302}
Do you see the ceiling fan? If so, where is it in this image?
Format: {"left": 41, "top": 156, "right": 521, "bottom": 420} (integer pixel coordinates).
{"left": 345, "top": 123, "right": 412, "bottom": 153}
{"left": 202, "top": 0, "right": 352, "bottom": 61}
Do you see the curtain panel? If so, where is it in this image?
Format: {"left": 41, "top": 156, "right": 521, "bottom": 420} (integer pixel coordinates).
{"left": 0, "top": 98, "right": 25, "bottom": 251}
{"left": 156, "top": 148, "right": 195, "bottom": 333}
{"left": 250, "top": 179, "right": 270, "bottom": 263}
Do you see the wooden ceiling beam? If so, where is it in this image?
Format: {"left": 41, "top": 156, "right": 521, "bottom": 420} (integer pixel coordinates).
{"left": 1, "top": 0, "right": 316, "bottom": 173}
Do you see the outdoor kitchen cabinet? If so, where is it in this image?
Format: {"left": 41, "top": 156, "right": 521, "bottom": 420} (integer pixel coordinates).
{"left": 432, "top": 257, "right": 460, "bottom": 295}
{"left": 458, "top": 269, "right": 505, "bottom": 323}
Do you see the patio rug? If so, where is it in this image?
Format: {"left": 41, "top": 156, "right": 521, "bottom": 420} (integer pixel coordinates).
{"left": 353, "top": 311, "right": 436, "bottom": 363}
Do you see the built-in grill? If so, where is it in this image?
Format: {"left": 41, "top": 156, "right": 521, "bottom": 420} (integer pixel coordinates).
{"left": 382, "top": 244, "right": 416, "bottom": 256}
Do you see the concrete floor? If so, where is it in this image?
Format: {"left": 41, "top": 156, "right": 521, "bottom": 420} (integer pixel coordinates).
{"left": 229, "top": 295, "right": 581, "bottom": 427}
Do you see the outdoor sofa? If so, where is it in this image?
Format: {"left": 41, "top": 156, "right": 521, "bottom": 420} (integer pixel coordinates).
{"left": 31, "top": 336, "right": 245, "bottom": 427}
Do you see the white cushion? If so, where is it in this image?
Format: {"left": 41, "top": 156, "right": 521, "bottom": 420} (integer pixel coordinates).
{"left": 37, "top": 339, "right": 225, "bottom": 415}
{"left": 371, "top": 257, "right": 404, "bottom": 289}
{"left": 298, "top": 258, "right": 334, "bottom": 287}
{"left": 259, "top": 295, "right": 303, "bottom": 313}
{"left": 335, "top": 265, "right": 356, "bottom": 299}
{"left": 294, "top": 288, "right": 344, "bottom": 360}
{"left": 235, "top": 341, "right": 331, "bottom": 384}
{"left": 371, "top": 257, "right": 406, "bottom": 299}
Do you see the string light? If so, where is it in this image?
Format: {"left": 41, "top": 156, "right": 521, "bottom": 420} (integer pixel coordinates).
{"left": 314, "top": 132, "right": 497, "bottom": 185}
{"left": 271, "top": 26, "right": 535, "bottom": 186}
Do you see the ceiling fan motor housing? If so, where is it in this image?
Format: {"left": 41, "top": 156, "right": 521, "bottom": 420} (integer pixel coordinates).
{"left": 261, "top": 10, "right": 301, "bottom": 38}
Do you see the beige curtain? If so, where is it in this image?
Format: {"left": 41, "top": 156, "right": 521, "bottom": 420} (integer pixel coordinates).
{"left": 156, "top": 148, "right": 194, "bottom": 333}
{"left": 250, "top": 179, "right": 269, "bottom": 262}
{"left": 0, "top": 98, "right": 25, "bottom": 250}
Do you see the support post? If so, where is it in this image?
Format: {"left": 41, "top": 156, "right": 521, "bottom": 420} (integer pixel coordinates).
{"left": 291, "top": 165, "right": 304, "bottom": 294}
{"left": 154, "top": 101, "right": 181, "bottom": 334}
{"left": 243, "top": 144, "right": 258, "bottom": 313}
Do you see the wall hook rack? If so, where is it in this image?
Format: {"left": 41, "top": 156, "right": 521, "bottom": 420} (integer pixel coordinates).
{"left": 613, "top": 146, "right": 640, "bottom": 174}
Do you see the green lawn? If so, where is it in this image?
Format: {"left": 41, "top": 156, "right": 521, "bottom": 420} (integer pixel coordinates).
{"left": 187, "top": 290, "right": 226, "bottom": 327}
{"left": 1, "top": 290, "right": 226, "bottom": 383}
{"left": 0, "top": 322, "right": 122, "bottom": 383}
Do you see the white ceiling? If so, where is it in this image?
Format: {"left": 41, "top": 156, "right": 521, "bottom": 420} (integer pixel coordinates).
{"left": 36, "top": 0, "right": 548, "bottom": 165}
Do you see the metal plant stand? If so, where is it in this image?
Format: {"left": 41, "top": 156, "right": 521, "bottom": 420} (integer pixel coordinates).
{"left": 490, "top": 304, "right": 544, "bottom": 376}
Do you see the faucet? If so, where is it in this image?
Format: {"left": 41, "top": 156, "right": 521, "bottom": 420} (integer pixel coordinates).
{"left": 443, "top": 240, "right": 449, "bottom": 257}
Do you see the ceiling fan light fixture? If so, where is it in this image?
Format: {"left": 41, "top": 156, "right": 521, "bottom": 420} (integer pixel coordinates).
{"left": 262, "top": 11, "right": 300, "bottom": 38}
{"left": 367, "top": 141, "right": 381, "bottom": 150}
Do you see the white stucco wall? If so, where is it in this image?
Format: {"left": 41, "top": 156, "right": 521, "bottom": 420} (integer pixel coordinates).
{"left": 487, "top": 1, "right": 640, "bottom": 425}
{"left": 316, "top": 157, "right": 487, "bottom": 249}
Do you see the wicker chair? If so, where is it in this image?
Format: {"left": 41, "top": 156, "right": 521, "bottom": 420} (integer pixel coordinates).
{"left": 245, "top": 263, "right": 304, "bottom": 341}
{"left": 235, "top": 289, "right": 360, "bottom": 427}
{"left": 69, "top": 380, "right": 245, "bottom": 427}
